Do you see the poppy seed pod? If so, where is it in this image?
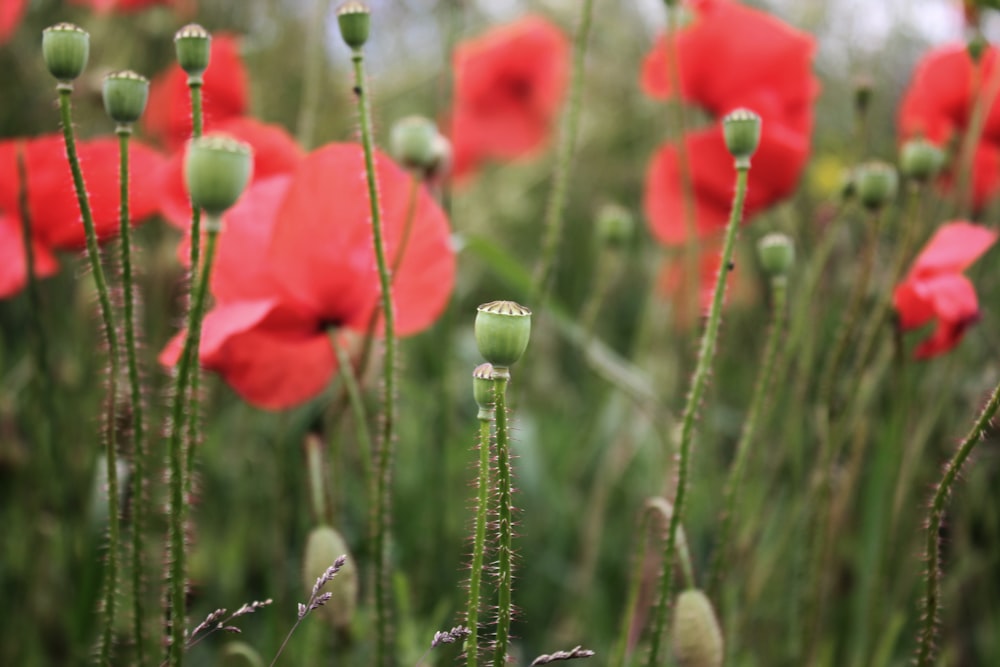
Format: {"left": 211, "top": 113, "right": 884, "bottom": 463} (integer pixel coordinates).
{"left": 853, "top": 76, "right": 873, "bottom": 115}
{"left": 174, "top": 24, "right": 212, "bottom": 77}
{"left": 475, "top": 301, "right": 531, "bottom": 370}
{"left": 596, "top": 203, "right": 635, "bottom": 248}
{"left": 390, "top": 116, "right": 442, "bottom": 172}
{"left": 722, "top": 108, "right": 762, "bottom": 164}
{"left": 102, "top": 70, "right": 150, "bottom": 125}
{"left": 672, "top": 589, "right": 724, "bottom": 667}
{"left": 338, "top": 1, "right": 371, "bottom": 50}
{"left": 184, "top": 134, "right": 253, "bottom": 218}
{"left": 302, "top": 525, "right": 358, "bottom": 631}
{"left": 42, "top": 23, "right": 89, "bottom": 83}
{"left": 473, "top": 363, "right": 495, "bottom": 420}
{"left": 757, "top": 232, "right": 795, "bottom": 277}
{"left": 899, "top": 139, "right": 945, "bottom": 182}
{"left": 855, "top": 160, "right": 898, "bottom": 210}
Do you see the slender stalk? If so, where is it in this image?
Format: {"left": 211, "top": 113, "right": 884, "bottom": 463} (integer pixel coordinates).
{"left": 916, "top": 383, "right": 1000, "bottom": 666}
{"left": 645, "top": 162, "right": 751, "bottom": 667}
{"left": 492, "top": 372, "right": 513, "bottom": 667}
{"left": 58, "top": 85, "right": 122, "bottom": 666}
{"left": 350, "top": 46, "right": 397, "bottom": 667}
{"left": 708, "top": 275, "right": 788, "bottom": 594}
{"left": 184, "top": 79, "right": 205, "bottom": 489}
{"left": 531, "top": 0, "right": 596, "bottom": 303}
{"left": 166, "top": 224, "right": 221, "bottom": 667}
{"left": 953, "top": 44, "right": 1000, "bottom": 218}
{"left": 117, "top": 125, "right": 149, "bottom": 667}
{"left": 465, "top": 416, "right": 493, "bottom": 667}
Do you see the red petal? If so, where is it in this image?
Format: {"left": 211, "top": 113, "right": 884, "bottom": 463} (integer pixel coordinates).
{"left": 909, "top": 221, "right": 997, "bottom": 278}
{"left": 160, "top": 299, "right": 337, "bottom": 410}
{"left": 0, "top": 0, "right": 27, "bottom": 43}
{"left": 268, "top": 143, "right": 456, "bottom": 336}
{"left": 910, "top": 273, "right": 981, "bottom": 359}
{"left": 143, "top": 34, "right": 248, "bottom": 150}
{"left": 0, "top": 213, "right": 59, "bottom": 300}
{"left": 159, "top": 117, "right": 303, "bottom": 229}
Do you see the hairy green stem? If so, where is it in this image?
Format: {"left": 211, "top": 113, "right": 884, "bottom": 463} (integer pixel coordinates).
{"left": 646, "top": 162, "right": 750, "bottom": 667}
{"left": 184, "top": 80, "right": 204, "bottom": 490}
{"left": 58, "top": 85, "right": 122, "bottom": 666}
{"left": 351, "top": 47, "right": 397, "bottom": 667}
{"left": 166, "top": 224, "right": 221, "bottom": 667}
{"left": 709, "top": 275, "right": 788, "bottom": 595}
{"left": 492, "top": 372, "right": 513, "bottom": 667}
{"left": 117, "top": 126, "right": 149, "bottom": 667}
{"left": 916, "top": 383, "right": 1000, "bottom": 666}
{"left": 465, "top": 416, "right": 493, "bottom": 667}
{"left": 531, "top": 0, "right": 596, "bottom": 303}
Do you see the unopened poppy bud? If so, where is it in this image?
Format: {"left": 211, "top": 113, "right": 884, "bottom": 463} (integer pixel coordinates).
{"left": 184, "top": 134, "right": 253, "bottom": 218}
{"left": 855, "top": 160, "right": 898, "bottom": 210}
{"left": 839, "top": 168, "right": 857, "bottom": 201}
{"left": 596, "top": 203, "right": 635, "bottom": 248}
{"left": 473, "top": 363, "right": 495, "bottom": 420}
{"left": 390, "top": 116, "right": 441, "bottom": 172}
{"left": 672, "top": 589, "right": 724, "bottom": 667}
{"left": 853, "top": 76, "right": 873, "bottom": 115}
{"left": 968, "top": 33, "right": 988, "bottom": 64}
{"left": 174, "top": 24, "right": 212, "bottom": 77}
{"left": 722, "top": 108, "right": 761, "bottom": 165}
{"left": 338, "top": 1, "right": 371, "bottom": 50}
{"left": 900, "top": 138, "right": 945, "bottom": 182}
{"left": 302, "top": 525, "right": 358, "bottom": 631}
{"left": 220, "top": 642, "right": 265, "bottom": 667}
{"left": 102, "top": 70, "right": 149, "bottom": 125}
{"left": 475, "top": 301, "right": 532, "bottom": 370}
{"left": 43, "top": 23, "right": 90, "bottom": 83}
{"left": 757, "top": 233, "right": 795, "bottom": 278}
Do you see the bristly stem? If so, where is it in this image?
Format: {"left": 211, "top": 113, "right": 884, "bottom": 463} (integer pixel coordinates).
{"left": 184, "top": 77, "right": 205, "bottom": 490}
{"left": 350, "top": 46, "right": 397, "bottom": 667}
{"left": 118, "top": 125, "right": 149, "bottom": 667}
{"left": 916, "top": 383, "right": 1000, "bottom": 666}
{"left": 492, "top": 371, "right": 513, "bottom": 667}
{"left": 645, "top": 160, "right": 751, "bottom": 667}
{"left": 58, "top": 84, "right": 122, "bottom": 667}
{"left": 465, "top": 415, "right": 493, "bottom": 667}
{"left": 531, "top": 0, "right": 596, "bottom": 303}
{"left": 166, "top": 222, "right": 222, "bottom": 667}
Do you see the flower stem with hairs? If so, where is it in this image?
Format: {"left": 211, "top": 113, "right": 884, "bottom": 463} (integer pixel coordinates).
{"left": 184, "top": 74, "right": 205, "bottom": 489}
{"left": 465, "top": 412, "right": 493, "bottom": 667}
{"left": 492, "top": 370, "right": 514, "bottom": 667}
{"left": 58, "top": 84, "right": 122, "bottom": 667}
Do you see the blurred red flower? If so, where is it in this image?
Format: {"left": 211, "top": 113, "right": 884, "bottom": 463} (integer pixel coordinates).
{"left": 160, "top": 144, "right": 456, "bottom": 409}
{"left": 143, "top": 34, "right": 248, "bottom": 150}
{"left": 0, "top": 135, "right": 164, "bottom": 298}
{"left": 0, "top": 213, "right": 59, "bottom": 299}
{"left": 893, "top": 221, "right": 997, "bottom": 359}
{"left": 159, "top": 117, "right": 304, "bottom": 229}
{"left": 451, "top": 15, "right": 570, "bottom": 179}
{"left": 640, "top": 0, "right": 818, "bottom": 244}
{"left": 899, "top": 45, "right": 1000, "bottom": 210}
{"left": 0, "top": 0, "right": 27, "bottom": 44}
{"left": 69, "top": 0, "right": 188, "bottom": 13}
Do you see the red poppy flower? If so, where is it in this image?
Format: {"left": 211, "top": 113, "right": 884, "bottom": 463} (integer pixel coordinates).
{"left": 451, "top": 15, "right": 570, "bottom": 179}
{"left": 0, "top": 135, "right": 164, "bottom": 251}
{"left": 898, "top": 45, "right": 1000, "bottom": 210}
{"left": 893, "top": 221, "right": 997, "bottom": 359}
{"left": 641, "top": 0, "right": 818, "bottom": 245}
{"left": 143, "top": 34, "right": 248, "bottom": 150}
{"left": 68, "top": 0, "right": 180, "bottom": 11}
{"left": 160, "top": 143, "right": 456, "bottom": 410}
{"left": 159, "top": 117, "right": 304, "bottom": 229}
{"left": 0, "top": 0, "right": 27, "bottom": 44}
{"left": 0, "top": 213, "right": 59, "bottom": 299}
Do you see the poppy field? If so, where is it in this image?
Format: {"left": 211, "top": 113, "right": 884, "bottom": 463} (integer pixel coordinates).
{"left": 4, "top": 0, "right": 1000, "bottom": 666}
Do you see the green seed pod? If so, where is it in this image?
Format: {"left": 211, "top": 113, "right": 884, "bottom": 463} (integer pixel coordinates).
{"left": 855, "top": 160, "right": 898, "bottom": 210}
{"left": 722, "top": 108, "right": 761, "bottom": 164}
{"left": 219, "top": 642, "right": 265, "bottom": 667}
{"left": 853, "top": 76, "right": 873, "bottom": 116}
{"left": 42, "top": 23, "right": 90, "bottom": 83}
{"left": 390, "top": 116, "right": 441, "bottom": 172}
{"left": 672, "top": 589, "right": 724, "bottom": 667}
{"left": 102, "top": 70, "right": 150, "bottom": 125}
{"left": 968, "top": 33, "right": 988, "bottom": 64}
{"left": 756, "top": 232, "right": 795, "bottom": 278}
{"left": 473, "top": 362, "right": 495, "bottom": 421}
{"left": 475, "top": 301, "right": 532, "bottom": 370}
{"left": 174, "top": 24, "right": 212, "bottom": 77}
{"left": 184, "top": 134, "right": 253, "bottom": 217}
{"left": 899, "top": 138, "right": 945, "bottom": 182}
{"left": 338, "top": 1, "right": 371, "bottom": 50}
{"left": 595, "top": 203, "right": 635, "bottom": 248}
{"left": 302, "top": 525, "right": 358, "bottom": 631}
